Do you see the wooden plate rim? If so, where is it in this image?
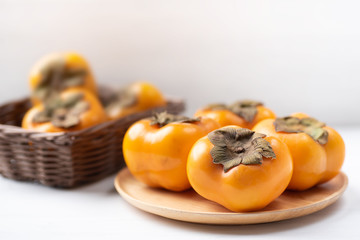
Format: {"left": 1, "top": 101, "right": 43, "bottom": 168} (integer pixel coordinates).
{"left": 114, "top": 168, "right": 348, "bottom": 224}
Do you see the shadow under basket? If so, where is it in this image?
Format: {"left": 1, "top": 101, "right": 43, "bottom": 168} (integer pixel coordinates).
{"left": 0, "top": 94, "right": 185, "bottom": 188}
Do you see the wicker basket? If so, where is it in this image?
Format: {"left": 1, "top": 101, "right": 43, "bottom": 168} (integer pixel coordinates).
{"left": 0, "top": 90, "right": 184, "bottom": 188}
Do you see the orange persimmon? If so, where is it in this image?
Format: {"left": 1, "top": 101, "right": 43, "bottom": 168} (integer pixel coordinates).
{"left": 253, "top": 113, "right": 345, "bottom": 191}
{"left": 194, "top": 100, "right": 275, "bottom": 129}
{"left": 187, "top": 126, "right": 293, "bottom": 212}
{"left": 122, "top": 112, "right": 220, "bottom": 192}
{"left": 106, "top": 81, "right": 166, "bottom": 120}
{"left": 22, "top": 88, "right": 107, "bottom": 132}
{"left": 29, "top": 52, "right": 97, "bottom": 105}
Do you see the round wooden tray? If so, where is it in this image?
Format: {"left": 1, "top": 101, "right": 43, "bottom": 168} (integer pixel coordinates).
{"left": 114, "top": 168, "right": 348, "bottom": 225}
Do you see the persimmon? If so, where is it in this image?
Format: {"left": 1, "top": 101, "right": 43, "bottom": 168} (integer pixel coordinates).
{"left": 29, "top": 52, "right": 97, "bottom": 105}
{"left": 22, "top": 88, "right": 107, "bottom": 132}
{"left": 253, "top": 113, "right": 345, "bottom": 190}
{"left": 187, "top": 126, "right": 293, "bottom": 212}
{"left": 106, "top": 82, "right": 166, "bottom": 120}
{"left": 122, "top": 112, "right": 220, "bottom": 192}
{"left": 194, "top": 100, "right": 275, "bottom": 129}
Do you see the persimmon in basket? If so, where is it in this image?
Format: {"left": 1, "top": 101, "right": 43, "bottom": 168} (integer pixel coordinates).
{"left": 29, "top": 52, "right": 98, "bottom": 105}
{"left": 253, "top": 113, "right": 345, "bottom": 191}
{"left": 106, "top": 81, "right": 166, "bottom": 120}
{"left": 123, "top": 112, "right": 220, "bottom": 192}
{"left": 194, "top": 100, "right": 276, "bottom": 129}
{"left": 187, "top": 126, "right": 293, "bottom": 212}
{"left": 22, "top": 88, "right": 107, "bottom": 132}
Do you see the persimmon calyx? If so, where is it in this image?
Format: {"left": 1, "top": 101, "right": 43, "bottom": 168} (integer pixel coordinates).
{"left": 208, "top": 127, "right": 276, "bottom": 173}
{"left": 228, "top": 100, "right": 263, "bottom": 123}
{"left": 105, "top": 86, "right": 138, "bottom": 115}
{"left": 33, "top": 57, "right": 87, "bottom": 101}
{"left": 150, "top": 112, "right": 200, "bottom": 128}
{"left": 204, "top": 100, "right": 263, "bottom": 123}
{"left": 204, "top": 103, "right": 228, "bottom": 111}
{"left": 33, "top": 92, "right": 89, "bottom": 128}
{"left": 274, "top": 117, "right": 328, "bottom": 144}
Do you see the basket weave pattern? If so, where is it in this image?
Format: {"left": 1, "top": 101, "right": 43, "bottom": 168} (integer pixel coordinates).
{"left": 0, "top": 96, "right": 184, "bottom": 188}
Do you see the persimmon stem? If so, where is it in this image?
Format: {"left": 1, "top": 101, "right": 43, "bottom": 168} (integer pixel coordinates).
{"left": 33, "top": 93, "right": 89, "bottom": 128}
{"left": 204, "top": 100, "right": 263, "bottom": 123}
{"left": 273, "top": 117, "right": 328, "bottom": 144}
{"left": 33, "top": 57, "right": 86, "bottom": 101}
{"left": 208, "top": 127, "right": 276, "bottom": 173}
{"left": 150, "top": 112, "right": 200, "bottom": 128}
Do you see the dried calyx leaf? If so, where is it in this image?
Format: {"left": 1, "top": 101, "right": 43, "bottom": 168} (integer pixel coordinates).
{"left": 105, "top": 86, "right": 138, "bottom": 116}
{"left": 274, "top": 117, "right": 328, "bottom": 145}
{"left": 203, "top": 103, "right": 228, "bottom": 111}
{"left": 203, "top": 100, "right": 263, "bottom": 123}
{"left": 33, "top": 57, "right": 87, "bottom": 101}
{"left": 51, "top": 108, "right": 81, "bottom": 129}
{"left": 33, "top": 92, "right": 89, "bottom": 129}
{"left": 228, "top": 100, "right": 263, "bottom": 123}
{"left": 208, "top": 127, "right": 276, "bottom": 172}
{"left": 150, "top": 111, "right": 200, "bottom": 128}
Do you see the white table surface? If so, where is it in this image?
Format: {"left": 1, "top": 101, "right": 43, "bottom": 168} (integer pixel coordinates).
{"left": 1, "top": 126, "right": 359, "bottom": 240}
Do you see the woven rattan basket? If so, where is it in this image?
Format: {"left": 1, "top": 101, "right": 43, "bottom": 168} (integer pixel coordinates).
{"left": 0, "top": 89, "right": 184, "bottom": 188}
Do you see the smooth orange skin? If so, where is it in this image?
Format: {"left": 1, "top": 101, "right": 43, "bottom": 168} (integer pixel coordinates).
{"left": 108, "top": 82, "right": 166, "bottom": 120}
{"left": 187, "top": 126, "right": 293, "bottom": 212}
{"left": 320, "top": 126, "right": 345, "bottom": 183}
{"left": 291, "top": 112, "right": 345, "bottom": 184}
{"left": 194, "top": 105, "right": 276, "bottom": 129}
{"left": 123, "top": 117, "right": 220, "bottom": 192}
{"left": 22, "top": 88, "right": 107, "bottom": 132}
{"left": 29, "top": 52, "right": 98, "bottom": 105}
{"left": 253, "top": 113, "right": 345, "bottom": 191}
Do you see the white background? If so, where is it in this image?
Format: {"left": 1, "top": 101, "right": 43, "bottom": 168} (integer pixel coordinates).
{"left": 1, "top": 0, "right": 360, "bottom": 239}
{"left": 1, "top": 0, "right": 360, "bottom": 125}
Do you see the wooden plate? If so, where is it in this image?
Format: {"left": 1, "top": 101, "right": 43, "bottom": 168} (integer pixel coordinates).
{"left": 114, "top": 168, "right": 348, "bottom": 225}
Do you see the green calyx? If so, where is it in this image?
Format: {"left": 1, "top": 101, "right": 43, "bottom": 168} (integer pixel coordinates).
{"left": 33, "top": 92, "right": 89, "bottom": 128}
{"left": 150, "top": 112, "right": 200, "bottom": 128}
{"left": 205, "top": 100, "right": 263, "bottom": 123}
{"left": 33, "top": 57, "right": 87, "bottom": 101}
{"left": 208, "top": 127, "right": 276, "bottom": 173}
{"left": 273, "top": 116, "right": 329, "bottom": 145}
